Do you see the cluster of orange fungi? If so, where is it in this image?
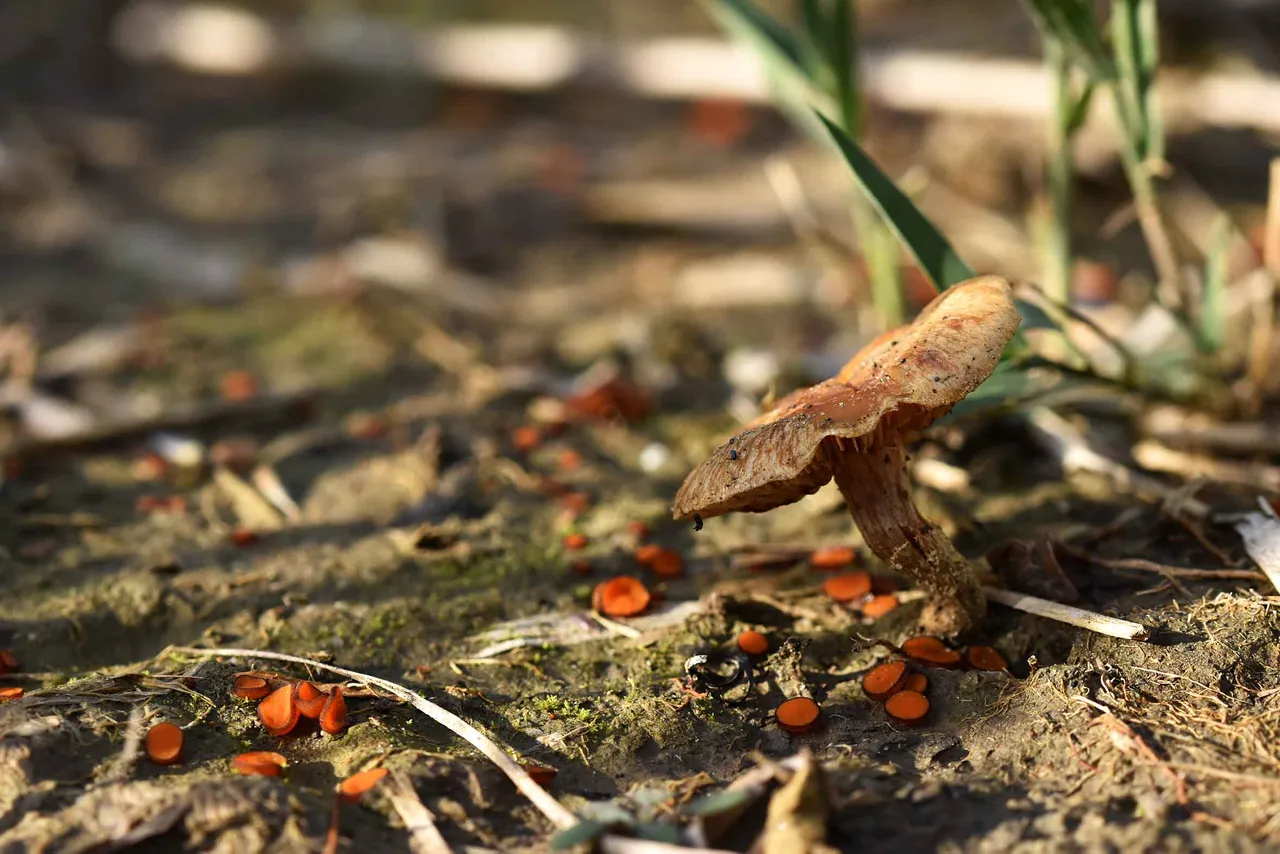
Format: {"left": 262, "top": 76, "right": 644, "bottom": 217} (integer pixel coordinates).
{"left": 233, "top": 673, "right": 349, "bottom": 737}
{"left": 819, "top": 566, "right": 902, "bottom": 620}
{"left": 588, "top": 523, "right": 688, "bottom": 617}
{"left": 0, "top": 650, "right": 22, "bottom": 702}
{"left": 859, "top": 637, "right": 1010, "bottom": 727}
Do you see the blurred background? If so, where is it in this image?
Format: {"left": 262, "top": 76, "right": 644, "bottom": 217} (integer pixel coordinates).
{"left": 2, "top": 0, "right": 1280, "bottom": 464}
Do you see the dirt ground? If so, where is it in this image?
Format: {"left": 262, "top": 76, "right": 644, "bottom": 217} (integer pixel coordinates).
{"left": 3, "top": 24, "right": 1280, "bottom": 853}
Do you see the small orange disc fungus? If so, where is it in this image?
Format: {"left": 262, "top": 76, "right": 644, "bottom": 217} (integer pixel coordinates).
{"left": 232, "top": 675, "right": 272, "bottom": 700}
{"left": 556, "top": 449, "right": 583, "bottom": 472}
{"left": 220, "top": 370, "right": 258, "bottom": 401}
{"left": 902, "top": 636, "right": 962, "bottom": 668}
{"left": 634, "top": 544, "right": 663, "bottom": 566}
{"left": 0, "top": 650, "right": 19, "bottom": 675}
{"left": 591, "top": 576, "right": 651, "bottom": 618}
{"left": 965, "top": 645, "right": 1009, "bottom": 672}
{"left": 145, "top": 722, "right": 184, "bottom": 765}
{"left": 861, "top": 594, "right": 899, "bottom": 619}
{"left": 649, "top": 549, "right": 684, "bottom": 579}
{"left": 229, "top": 528, "right": 258, "bottom": 547}
{"left": 259, "top": 684, "right": 301, "bottom": 736}
{"left": 562, "top": 533, "right": 588, "bottom": 551}
{"left": 558, "top": 492, "right": 591, "bottom": 517}
{"left": 521, "top": 763, "right": 557, "bottom": 786}
{"left": 861, "top": 660, "right": 910, "bottom": 701}
{"left": 737, "top": 630, "right": 769, "bottom": 656}
{"left": 903, "top": 672, "right": 929, "bottom": 694}
{"left": 884, "top": 689, "right": 930, "bottom": 726}
{"left": 0, "top": 687, "right": 24, "bottom": 702}
{"left": 338, "top": 767, "right": 388, "bottom": 802}
{"left": 295, "top": 682, "right": 328, "bottom": 719}
{"left": 233, "top": 751, "right": 288, "bottom": 777}
{"left": 320, "top": 686, "right": 348, "bottom": 735}
{"left": 822, "top": 571, "right": 872, "bottom": 603}
{"left": 809, "top": 546, "right": 856, "bottom": 570}
{"left": 672, "top": 277, "right": 1021, "bottom": 635}
{"left": 571, "top": 558, "right": 592, "bottom": 575}
{"left": 627, "top": 520, "right": 650, "bottom": 538}
{"left": 511, "top": 425, "right": 542, "bottom": 452}
{"left": 775, "top": 697, "right": 822, "bottom": 734}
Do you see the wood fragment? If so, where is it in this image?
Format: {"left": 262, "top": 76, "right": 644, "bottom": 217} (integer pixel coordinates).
{"left": 982, "top": 586, "right": 1150, "bottom": 641}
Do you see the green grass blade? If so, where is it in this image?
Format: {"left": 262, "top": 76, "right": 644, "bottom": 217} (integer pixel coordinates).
{"left": 1064, "top": 78, "right": 1096, "bottom": 135}
{"left": 797, "top": 0, "right": 829, "bottom": 78}
{"left": 1198, "top": 214, "right": 1230, "bottom": 354}
{"left": 816, "top": 113, "right": 974, "bottom": 289}
{"left": 703, "top": 0, "right": 833, "bottom": 133}
{"left": 1111, "top": 0, "right": 1161, "bottom": 160}
{"left": 1136, "top": 0, "right": 1163, "bottom": 162}
{"left": 1019, "top": 0, "right": 1114, "bottom": 81}
{"left": 826, "top": 0, "right": 861, "bottom": 136}
{"left": 705, "top": 0, "right": 807, "bottom": 72}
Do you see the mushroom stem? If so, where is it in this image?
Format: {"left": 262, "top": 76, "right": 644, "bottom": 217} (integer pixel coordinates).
{"left": 830, "top": 442, "right": 985, "bottom": 634}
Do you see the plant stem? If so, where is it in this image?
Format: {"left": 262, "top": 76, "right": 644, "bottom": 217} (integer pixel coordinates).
{"left": 1044, "top": 36, "right": 1073, "bottom": 304}
{"left": 857, "top": 207, "right": 905, "bottom": 328}
{"left": 828, "top": 0, "right": 904, "bottom": 327}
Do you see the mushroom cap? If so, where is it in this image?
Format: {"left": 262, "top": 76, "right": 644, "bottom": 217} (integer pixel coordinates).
{"left": 672, "top": 276, "right": 1020, "bottom": 520}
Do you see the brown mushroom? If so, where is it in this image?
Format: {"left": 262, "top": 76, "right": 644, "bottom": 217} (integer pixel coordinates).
{"left": 672, "top": 276, "right": 1020, "bottom": 634}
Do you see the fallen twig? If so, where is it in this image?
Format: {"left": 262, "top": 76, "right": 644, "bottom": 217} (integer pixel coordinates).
{"left": 168, "top": 646, "right": 577, "bottom": 829}
{"left": 982, "top": 586, "right": 1150, "bottom": 641}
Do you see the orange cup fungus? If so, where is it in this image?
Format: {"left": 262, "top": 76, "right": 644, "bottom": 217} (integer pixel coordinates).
{"left": 295, "top": 681, "right": 327, "bottom": 719}
{"left": 259, "top": 685, "right": 301, "bottom": 737}
{"left": 219, "top": 370, "right": 258, "bottom": 402}
{"left": 903, "top": 672, "right": 929, "bottom": 694}
{"left": 964, "top": 645, "right": 1009, "bottom": 672}
{"left": 233, "top": 675, "right": 272, "bottom": 700}
{"left": 884, "top": 690, "right": 930, "bottom": 726}
{"left": 775, "top": 697, "right": 822, "bottom": 734}
{"left": 591, "top": 576, "right": 651, "bottom": 618}
{"left": 233, "top": 751, "right": 288, "bottom": 777}
{"left": 145, "top": 722, "right": 184, "bottom": 766}
{"left": 649, "top": 548, "right": 684, "bottom": 579}
{"left": 521, "top": 763, "right": 558, "bottom": 786}
{"left": 511, "top": 425, "right": 542, "bottom": 452}
{"left": 809, "top": 545, "right": 856, "bottom": 570}
{"left": 320, "top": 687, "right": 348, "bottom": 735}
{"left": 0, "top": 687, "right": 24, "bottom": 702}
{"left": 822, "top": 571, "right": 872, "bottom": 603}
{"left": 736, "top": 630, "right": 770, "bottom": 656}
{"left": 338, "top": 767, "right": 388, "bottom": 803}
{"left": 562, "top": 533, "right": 588, "bottom": 551}
{"left": 902, "top": 636, "right": 962, "bottom": 668}
{"left": 0, "top": 650, "right": 19, "bottom": 675}
{"left": 861, "top": 660, "right": 910, "bottom": 702}
{"left": 634, "top": 544, "right": 663, "bottom": 566}
{"left": 861, "top": 594, "right": 899, "bottom": 619}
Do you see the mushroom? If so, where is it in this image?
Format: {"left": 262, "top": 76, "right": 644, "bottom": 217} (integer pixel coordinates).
{"left": 672, "top": 276, "right": 1021, "bottom": 634}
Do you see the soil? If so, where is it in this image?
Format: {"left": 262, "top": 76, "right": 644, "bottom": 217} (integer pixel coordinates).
{"left": 3, "top": 12, "right": 1280, "bottom": 852}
